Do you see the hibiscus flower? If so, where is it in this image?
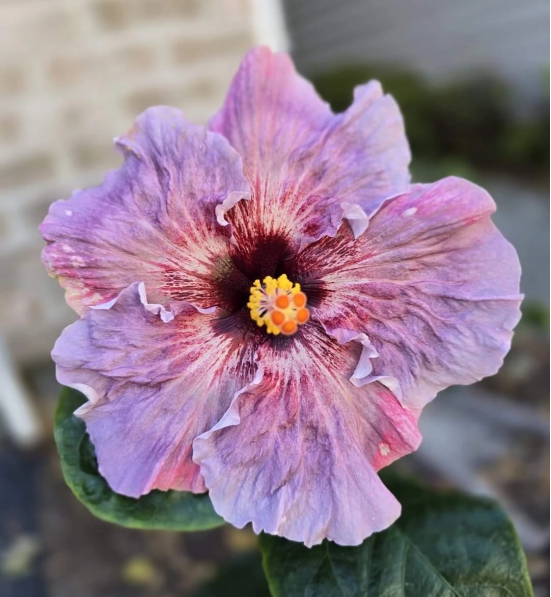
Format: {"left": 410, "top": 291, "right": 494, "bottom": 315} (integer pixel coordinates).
{"left": 40, "top": 47, "right": 522, "bottom": 547}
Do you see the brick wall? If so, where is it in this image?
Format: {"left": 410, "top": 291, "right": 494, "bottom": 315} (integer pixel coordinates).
{"left": 0, "top": 0, "right": 256, "bottom": 363}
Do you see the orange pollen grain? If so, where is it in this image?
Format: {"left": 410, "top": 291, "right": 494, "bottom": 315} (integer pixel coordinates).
{"left": 281, "top": 320, "right": 297, "bottom": 335}
{"left": 293, "top": 292, "right": 307, "bottom": 308}
{"left": 296, "top": 308, "right": 310, "bottom": 324}
{"left": 275, "top": 294, "right": 290, "bottom": 309}
{"left": 271, "top": 310, "right": 285, "bottom": 326}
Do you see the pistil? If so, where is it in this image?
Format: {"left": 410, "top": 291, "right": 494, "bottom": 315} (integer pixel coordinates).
{"left": 247, "top": 274, "right": 310, "bottom": 336}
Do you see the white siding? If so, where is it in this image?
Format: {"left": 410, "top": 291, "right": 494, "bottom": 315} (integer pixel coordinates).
{"left": 283, "top": 0, "right": 549, "bottom": 103}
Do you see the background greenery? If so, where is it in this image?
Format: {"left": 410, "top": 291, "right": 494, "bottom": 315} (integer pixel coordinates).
{"left": 311, "top": 64, "right": 550, "bottom": 186}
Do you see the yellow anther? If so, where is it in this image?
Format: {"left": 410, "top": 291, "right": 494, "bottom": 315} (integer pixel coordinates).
{"left": 248, "top": 274, "right": 310, "bottom": 336}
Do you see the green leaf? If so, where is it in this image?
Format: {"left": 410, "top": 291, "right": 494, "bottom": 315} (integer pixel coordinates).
{"left": 260, "top": 474, "right": 533, "bottom": 597}
{"left": 191, "top": 552, "right": 271, "bottom": 597}
{"left": 54, "top": 386, "right": 224, "bottom": 530}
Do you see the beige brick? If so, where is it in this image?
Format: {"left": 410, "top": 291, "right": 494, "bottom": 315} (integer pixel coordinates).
{"left": 0, "top": 286, "right": 39, "bottom": 336}
{"left": 30, "top": 7, "right": 77, "bottom": 46}
{"left": 92, "top": 0, "right": 127, "bottom": 30}
{"left": 172, "top": 30, "right": 252, "bottom": 65}
{"left": 0, "top": 0, "right": 256, "bottom": 362}
{"left": 4, "top": 6, "right": 80, "bottom": 54}
{"left": 139, "top": 0, "right": 200, "bottom": 19}
{"left": 0, "top": 112, "right": 21, "bottom": 144}
{"left": 0, "top": 247, "right": 75, "bottom": 354}
{"left": 93, "top": 0, "right": 199, "bottom": 30}
{"left": 124, "top": 86, "right": 179, "bottom": 115}
{"left": 48, "top": 54, "right": 106, "bottom": 89}
{"left": 181, "top": 101, "right": 222, "bottom": 125}
{"left": 0, "top": 210, "right": 9, "bottom": 241}
{"left": 60, "top": 104, "right": 94, "bottom": 132}
{"left": 0, "top": 153, "right": 56, "bottom": 191}
{"left": 0, "top": 250, "right": 47, "bottom": 333}
{"left": 51, "top": 46, "right": 157, "bottom": 91}
{"left": 23, "top": 192, "right": 63, "bottom": 229}
{"left": 0, "top": 64, "right": 26, "bottom": 96}
{"left": 124, "top": 75, "right": 225, "bottom": 118}
{"left": 178, "top": 73, "right": 227, "bottom": 107}
{"left": 10, "top": 321, "right": 71, "bottom": 364}
{"left": 179, "top": 76, "right": 219, "bottom": 102}
{"left": 115, "top": 45, "right": 158, "bottom": 74}
{"left": 49, "top": 56, "right": 84, "bottom": 88}
{"left": 199, "top": 0, "right": 251, "bottom": 19}
{"left": 59, "top": 102, "right": 116, "bottom": 140}
{"left": 71, "top": 140, "right": 122, "bottom": 172}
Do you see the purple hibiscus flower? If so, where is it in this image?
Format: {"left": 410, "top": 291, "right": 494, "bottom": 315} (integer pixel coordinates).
{"left": 40, "top": 47, "right": 522, "bottom": 547}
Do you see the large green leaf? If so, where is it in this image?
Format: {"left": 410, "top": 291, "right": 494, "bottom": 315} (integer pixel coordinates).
{"left": 260, "top": 475, "right": 533, "bottom": 597}
{"left": 54, "top": 386, "right": 224, "bottom": 530}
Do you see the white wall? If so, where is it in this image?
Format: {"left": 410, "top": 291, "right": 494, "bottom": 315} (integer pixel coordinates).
{"left": 284, "top": 0, "right": 549, "bottom": 104}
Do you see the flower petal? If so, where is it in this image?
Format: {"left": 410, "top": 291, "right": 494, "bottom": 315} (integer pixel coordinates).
{"left": 53, "top": 283, "right": 258, "bottom": 496}
{"left": 193, "top": 323, "right": 421, "bottom": 547}
{"left": 291, "top": 177, "right": 522, "bottom": 409}
{"left": 209, "top": 47, "right": 410, "bottom": 255}
{"left": 41, "top": 107, "right": 250, "bottom": 314}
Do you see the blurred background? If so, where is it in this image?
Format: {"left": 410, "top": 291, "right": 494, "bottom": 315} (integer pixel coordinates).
{"left": 0, "top": 0, "right": 548, "bottom": 595}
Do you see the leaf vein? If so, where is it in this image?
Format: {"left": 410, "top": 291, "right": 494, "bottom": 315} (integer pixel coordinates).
{"left": 395, "top": 527, "right": 462, "bottom": 597}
